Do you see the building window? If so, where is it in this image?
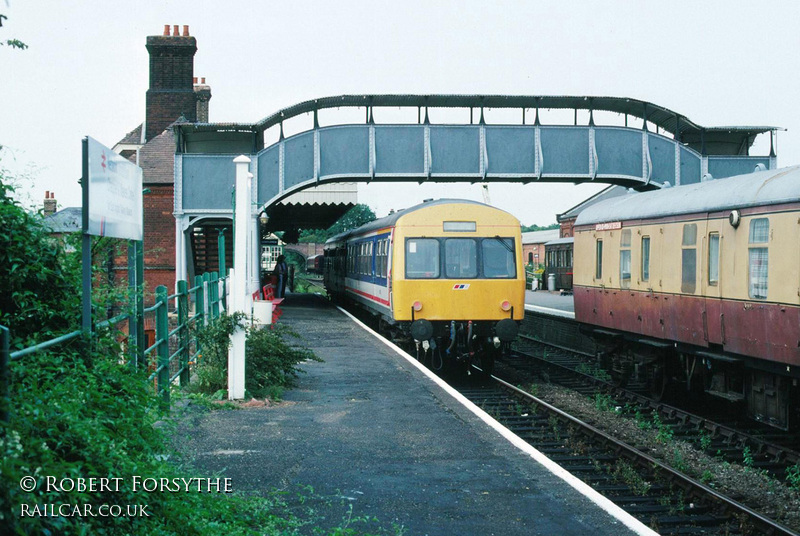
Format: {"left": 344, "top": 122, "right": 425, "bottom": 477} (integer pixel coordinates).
{"left": 681, "top": 223, "right": 697, "bottom": 293}
{"left": 528, "top": 252, "right": 533, "bottom": 264}
{"left": 641, "top": 236, "right": 650, "bottom": 282}
{"left": 748, "top": 218, "right": 769, "bottom": 299}
{"left": 595, "top": 239, "right": 603, "bottom": 280}
{"left": 708, "top": 233, "right": 720, "bottom": 286}
{"left": 620, "top": 229, "right": 631, "bottom": 289}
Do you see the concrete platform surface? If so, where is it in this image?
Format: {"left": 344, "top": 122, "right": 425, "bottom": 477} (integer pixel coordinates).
{"left": 177, "top": 294, "right": 648, "bottom": 536}
{"left": 525, "top": 289, "right": 575, "bottom": 314}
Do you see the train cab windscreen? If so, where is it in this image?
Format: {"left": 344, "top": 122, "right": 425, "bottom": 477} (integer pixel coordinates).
{"left": 406, "top": 237, "right": 516, "bottom": 279}
{"left": 482, "top": 238, "right": 516, "bottom": 278}
{"left": 445, "top": 239, "right": 478, "bottom": 278}
{"left": 406, "top": 238, "right": 440, "bottom": 278}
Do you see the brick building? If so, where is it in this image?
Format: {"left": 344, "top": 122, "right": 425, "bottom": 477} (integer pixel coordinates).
{"left": 521, "top": 229, "right": 560, "bottom": 268}
{"left": 113, "top": 24, "right": 222, "bottom": 295}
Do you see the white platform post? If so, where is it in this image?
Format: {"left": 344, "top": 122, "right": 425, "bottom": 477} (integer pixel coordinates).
{"left": 228, "top": 155, "right": 252, "bottom": 400}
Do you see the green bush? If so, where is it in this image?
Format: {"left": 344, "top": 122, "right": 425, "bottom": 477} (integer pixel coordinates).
{"left": 192, "top": 314, "right": 322, "bottom": 400}
{"left": 0, "top": 180, "right": 79, "bottom": 346}
{"left": 1, "top": 334, "right": 316, "bottom": 535}
{"left": 246, "top": 324, "right": 322, "bottom": 398}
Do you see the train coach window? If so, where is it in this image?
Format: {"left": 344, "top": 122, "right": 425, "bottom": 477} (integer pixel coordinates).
{"left": 620, "top": 230, "right": 631, "bottom": 289}
{"left": 595, "top": 240, "right": 603, "bottom": 280}
{"left": 708, "top": 233, "right": 720, "bottom": 286}
{"left": 748, "top": 218, "right": 769, "bottom": 299}
{"left": 641, "top": 236, "right": 650, "bottom": 282}
{"left": 406, "top": 238, "right": 440, "bottom": 279}
{"left": 482, "top": 238, "right": 516, "bottom": 278}
{"left": 445, "top": 239, "right": 478, "bottom": 278}
{"left": 681, "top": 224, "right": 697, "bottom": 294}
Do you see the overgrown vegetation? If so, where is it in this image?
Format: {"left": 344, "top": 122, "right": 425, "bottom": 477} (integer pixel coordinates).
{"left": 3, "top": 336, "right": 337, "bottom": 535}
{"left": 192, "top": 313, "right": 322, "bottom": 401}
{"left": 0, "top": 171, "right": 379, "bottom": 534}
{"left": 0, "top": 180, "right": 80, "bottom": 345}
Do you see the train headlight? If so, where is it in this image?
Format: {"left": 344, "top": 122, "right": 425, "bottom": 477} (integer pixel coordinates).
{"left": 500, "top": 300, "right": 512, "bottom": 311}
{"left": 413, "top": 300, "right": 423, "bottom": 312}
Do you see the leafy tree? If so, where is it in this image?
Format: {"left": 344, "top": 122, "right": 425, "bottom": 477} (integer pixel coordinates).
{"left": 0, "top": 178, "right": 79, "bottom": 346}
{"left": 521, "top": 222, "right": 559, "bottom": 233}
{"left": 297, "top": 203, "right": 377, "bottom": 243}
{"left": 1, "top": 12, "right": 28, "bottom": 50}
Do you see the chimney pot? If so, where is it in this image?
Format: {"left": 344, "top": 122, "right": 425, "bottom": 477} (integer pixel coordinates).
{"left": 173, "top": 25, "right": 179, "bottom": 36}
{"left": 201, "top": 77, "right": 206, "bottom": 84}
{"left": 193, "top": 77, "right": 198, "bottom": 84}
{"left": 163, "top": 24, "right": 170, "bottom": 36}
{"left": 183, "top": 25, "right": 189, "bottom": 36}
{"left": 45, "top": 190, "right": 50, "bottom": 198}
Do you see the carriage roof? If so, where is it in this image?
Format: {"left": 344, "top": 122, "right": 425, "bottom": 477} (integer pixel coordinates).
{"left": 575, "top": 165, "right": 800, "bottom": 226}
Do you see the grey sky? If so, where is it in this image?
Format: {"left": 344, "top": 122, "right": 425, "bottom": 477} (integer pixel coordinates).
{"left": 4, "top": 1, "right": 800, "bottom": 225}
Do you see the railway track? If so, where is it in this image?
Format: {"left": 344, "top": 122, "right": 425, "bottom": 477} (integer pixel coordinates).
{"left": 510, "top": 332, "right": 800, "bottom": 480}
{"left": 456, "top": 373, "right": 798, "bottom": 535}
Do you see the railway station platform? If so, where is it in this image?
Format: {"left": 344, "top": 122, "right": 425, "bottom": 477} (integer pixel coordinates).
{"left": 178, "top": 293, "right": 652, "bottom": 535}
{"left": 525, "top": 289, "right": 575, "bottom": 317}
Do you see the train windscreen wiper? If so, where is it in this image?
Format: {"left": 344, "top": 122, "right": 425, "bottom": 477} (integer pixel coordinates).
{"left": 491, "top": 236, "right": 514, "bottom": 253}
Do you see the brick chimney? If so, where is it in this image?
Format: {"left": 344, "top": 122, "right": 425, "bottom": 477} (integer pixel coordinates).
{"left": 43, "top": 191, "right": 57, "bottom": 216}
{"left": 193, "top": 76, "right": 212, "bottom": 123}
{"left": 145, "top": 24, "right": 197, "bottom": 141}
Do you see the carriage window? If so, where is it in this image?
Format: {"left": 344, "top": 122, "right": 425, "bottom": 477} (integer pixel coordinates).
{"left": 406, "top": 238, "right": 440, "bottom": 279}
{"left": 708, "top": 233, "right": 720, "bottom": 286}
{"left": 377, "top": 239, "right": 388, "bottom": 277}
{"left": 641, "top": 236, "right": 650, "bottom": 282}
{"left": 748, "top": 218, "right": 769, "bottom": 299}
{"left": 595, "top": 239, "right": 603, "bottom": 280}
{"left": 482, "top": 238, "right": 516, "bottom": 278}
{"left": 681, "top": 224, "right": 697, "bottom": 293}
{"left": 620, "top": 230, "right": 631, "bottom": 289}
{"left": 445, "top": 239, "right": 477, "bottom": 278}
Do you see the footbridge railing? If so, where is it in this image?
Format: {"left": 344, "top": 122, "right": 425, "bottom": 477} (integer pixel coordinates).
{"left": 175, "top": 95, "right": 778, "bottom": 213}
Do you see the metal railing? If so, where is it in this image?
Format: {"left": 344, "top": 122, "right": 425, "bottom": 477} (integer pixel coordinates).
{"left": 0, "top": 270, "right": 228, "bottom": 421}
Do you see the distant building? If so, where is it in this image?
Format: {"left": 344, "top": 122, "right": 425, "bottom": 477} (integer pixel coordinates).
{"left": 43, "top": 194, "right": 81, "bottom": 252}
{"left": 556, "top": 186, "right": 629, "bottom": 237}
{"left": 522, "top": 229, "right": 560, "bottom": 267}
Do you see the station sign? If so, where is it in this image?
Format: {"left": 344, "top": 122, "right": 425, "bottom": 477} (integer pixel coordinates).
{"left": 86, "top": 137, "right": 143, "bottom": 241}
{"left": 595, "top": 221, "right": 622, "bottom": 231}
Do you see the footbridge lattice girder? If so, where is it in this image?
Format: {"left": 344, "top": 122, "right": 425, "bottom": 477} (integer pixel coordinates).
{"left": 172, "top": 94, "right": 780, "bottom": 284}
{"left": 177, "top": 122, "right": 773, "bottom": 214}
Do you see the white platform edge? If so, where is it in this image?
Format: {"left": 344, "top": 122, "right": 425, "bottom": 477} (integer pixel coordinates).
{"left": 524, "top": 303, "right": 576, "bottom": 319}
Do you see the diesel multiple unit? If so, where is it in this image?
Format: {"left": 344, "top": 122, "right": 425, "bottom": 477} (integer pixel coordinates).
{"left": 323, "top": 199, "right": 524, "bottom": 373}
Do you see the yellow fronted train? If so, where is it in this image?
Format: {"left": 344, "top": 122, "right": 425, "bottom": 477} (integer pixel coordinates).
{"left": 323, "top": 199, "right": 525, "bottom": 374}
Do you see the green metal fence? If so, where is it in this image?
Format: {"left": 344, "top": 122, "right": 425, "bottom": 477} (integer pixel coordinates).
{"left": 0, "top": 270, "right": 227, "bottom": 421}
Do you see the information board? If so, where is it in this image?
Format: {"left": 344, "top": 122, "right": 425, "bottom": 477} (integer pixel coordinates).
{"left": 86, "top": 136, "right": 143, "bottom": 241}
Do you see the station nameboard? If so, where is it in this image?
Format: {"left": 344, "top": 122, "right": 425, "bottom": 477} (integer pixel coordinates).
{"left": 595, "top": 221, "right": 622, "bottom": 231}
{"left": 86, "top": 137, "right": 143, "bottom": 241}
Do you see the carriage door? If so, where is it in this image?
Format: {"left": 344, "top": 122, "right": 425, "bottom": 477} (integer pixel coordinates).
{"left": 702, "top": 218, "right": 722, "bottom": 345}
